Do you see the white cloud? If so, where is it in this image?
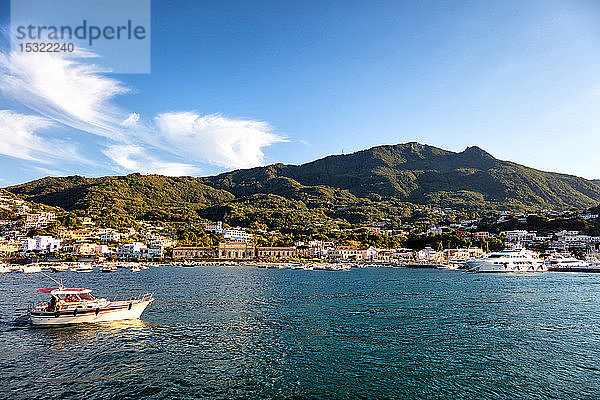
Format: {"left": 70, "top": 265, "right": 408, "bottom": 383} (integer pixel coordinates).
{"left": 154, "top": 112, "right": 286, "bottom": 169}
{"left": 0, "top": 50, "right": 287, "bottom": 175}
{"left": 102, "top": 144, "right": 200, "bottom": 176}
{"left": 0, "top": 50, "right": 128, "bottom": 138}
{"left": 33, "top": 166, "right": 67, "bottom": 176}
{"left": 121, "top": 112, "right": 140, "bottom": 127}
{"left": 0, "top": 110, "right": 80, "bottom": 163}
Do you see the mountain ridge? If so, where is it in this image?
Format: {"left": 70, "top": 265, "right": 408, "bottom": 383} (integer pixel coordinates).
{"left": 6, "top": 143, "right": 600, "bottom": 226}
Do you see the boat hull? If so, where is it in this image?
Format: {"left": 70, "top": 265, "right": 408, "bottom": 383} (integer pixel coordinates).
{"left": 474, "top": 263, "right": 547, "bottom": 273}
{"left": 549, "top": 266, "right": 600, "bottom": 273}
{"left": 29, "top": 299, "right": 152, "bottom": 326}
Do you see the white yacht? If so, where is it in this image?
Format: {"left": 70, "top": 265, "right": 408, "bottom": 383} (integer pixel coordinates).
{"left": 465, "top": 246, "right": 546, "bottom": 273}
{"left": 546, "top": 253, "right": 600, "bottom": 272}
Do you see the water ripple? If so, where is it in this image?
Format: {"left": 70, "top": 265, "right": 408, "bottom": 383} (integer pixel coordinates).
{"left": 1, "top": 267, "right": 600, "bottom": 399}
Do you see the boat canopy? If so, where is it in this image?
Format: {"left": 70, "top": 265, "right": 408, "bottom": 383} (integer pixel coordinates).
{"left": 37, "top": 288, "right": 91, "bottom": 295}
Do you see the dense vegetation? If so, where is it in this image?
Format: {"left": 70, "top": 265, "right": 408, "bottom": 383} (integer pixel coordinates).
{"left": 6, "top": 143, "right": 600, "bottom": 228}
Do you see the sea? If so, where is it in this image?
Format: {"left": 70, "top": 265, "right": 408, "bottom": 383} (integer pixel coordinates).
{"left": 1, "top": 266, "right": 600, "bottom": 399}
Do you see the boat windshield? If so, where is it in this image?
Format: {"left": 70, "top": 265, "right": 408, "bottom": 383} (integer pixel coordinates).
{"left": 55, "top": 293, "right": 95, "bottom": 302}
{"left": 77, "top": 293, "right": 95, "bottom": 301}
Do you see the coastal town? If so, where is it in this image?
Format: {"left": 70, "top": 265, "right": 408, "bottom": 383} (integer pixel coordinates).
{"left": 1, "top": 194, "right": 599, "bottom": 269}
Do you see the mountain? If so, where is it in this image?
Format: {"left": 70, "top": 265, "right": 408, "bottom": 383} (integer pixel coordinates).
{"left": 6, "top": 143, "right": 600, "bottom": 227}
{"left": 201, "top": 143, "right": 600, "bottom": 209}
{"left": 7, "top": 174, "right": 234, "bottom": 222}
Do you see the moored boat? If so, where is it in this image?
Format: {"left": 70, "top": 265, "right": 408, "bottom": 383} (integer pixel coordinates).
{"left": 465, "top": 245, "right": 546, "bottom": 273}
{"left": 546, "top": 253, "right": 600, "bottom": 272}
{"left": 21, "top": 264, "right": 42, "bottom": 273}
{"left": 27, "top": 286, "right": 153, "bottom": 326}
{"left": 71, "top": 264, "right": 94, "bottom": 273}
{"left": 50, "top": 264, "right": 69, "bottom": 273}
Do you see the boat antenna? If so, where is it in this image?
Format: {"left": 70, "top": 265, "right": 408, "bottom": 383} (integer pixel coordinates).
{"left": 40, "top": 272, "right": 64, "bottom": 289}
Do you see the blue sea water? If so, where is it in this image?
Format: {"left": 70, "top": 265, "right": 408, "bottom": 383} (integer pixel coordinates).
{"left": 1, "top": 266, "right": 600, "bottom": 399}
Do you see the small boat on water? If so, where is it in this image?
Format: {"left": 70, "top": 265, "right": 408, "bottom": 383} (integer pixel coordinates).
{"left": 100, "top": 265, "right": 117, "bottom": 273}
{"left": 21, "top": 264, "right": 42, "bottom": 273}
{"left": 71, "top": 264, "right": 94, "bottom": 273}
{"left": 405, "top": 262, "right": 446, "bottom": 269}
{"left": 50, "top": 264, "right": 69, "bottom": 273}
{"left": 26, "top": 286, "right": 153, "bottom": 326}
{"left": 436, "top": 263, "right": 461, "bottom": 270}
{"left": 130, "top": 266, "right": 140, "bottom": 272}
{"left": 0, "top": 263, "right": 10, "bottom": 273}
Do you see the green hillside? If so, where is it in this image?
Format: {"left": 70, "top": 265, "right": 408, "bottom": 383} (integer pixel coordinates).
{"left": 7, "top": 174, "right": 234, "bottom": 221}
{"left": 203, "top": 143, "right": 600, "bottom": 210}
{"left": 6, "top": 143, "right": 600, "bottom": 226}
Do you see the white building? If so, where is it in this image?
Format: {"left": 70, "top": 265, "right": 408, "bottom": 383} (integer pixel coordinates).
{"left": 117, "top": 242, "right": 147, "bottom": 259}
{"left": 582, "top": 214, "right": 599, "bottom": 221}
{"left": 204, "top": 221, "right": 223, "bottom": 231}
{"left": 563, "top": 235, "right": 600, "bottom": 248}
{"left": 147, "top": 245, "right": 164, "bottom": 258}
{"left": 222, "top": 229, "right": 253, "bottom": 243}
{"left": 146, "top": 235, "right": 176, "bottom": 248}
{"left": 100, "top": 230, "right": 121, "bottom": 242}
{"left": 21, "top": 235, "right": 61, "bottom": 252}
{"left": 503, "top": 230, "right": 535, "bottom": 242}
{"left": 23, "top": 212, "right": 56, "bottom": 229}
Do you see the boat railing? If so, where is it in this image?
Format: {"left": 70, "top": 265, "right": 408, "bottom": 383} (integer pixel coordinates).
{"left": 28, "top": 303, "right": 47, "bottom": 312}
{"left": 109, "top": 292, "right": 153, "bottom": 303}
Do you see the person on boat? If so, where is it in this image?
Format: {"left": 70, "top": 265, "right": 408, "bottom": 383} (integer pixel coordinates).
{"left": 48, "top": 296, "right": 56, "bottom": 312}
{"left": 65, "top": 294, "right": 77, "bottom": 302}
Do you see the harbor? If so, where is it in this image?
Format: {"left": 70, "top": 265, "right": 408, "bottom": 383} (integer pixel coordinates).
{"left": 1, "top": 0, "right": 600, "bottom": 397}
{"left": 2, "top": 265, "right": 600, "bottom": 399}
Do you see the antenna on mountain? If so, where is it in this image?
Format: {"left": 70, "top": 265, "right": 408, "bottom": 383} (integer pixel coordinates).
{"left": 341, "top": 148, "right": 344, "bottom": 154}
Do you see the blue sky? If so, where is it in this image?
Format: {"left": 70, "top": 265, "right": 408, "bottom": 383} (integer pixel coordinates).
{"left": 0, "top": 0, "right": 599, "bottom": 186}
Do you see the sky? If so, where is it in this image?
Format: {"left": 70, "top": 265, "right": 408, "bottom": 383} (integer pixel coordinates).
{"left": 0, "top": 0, "right": 599, "bottom": 186}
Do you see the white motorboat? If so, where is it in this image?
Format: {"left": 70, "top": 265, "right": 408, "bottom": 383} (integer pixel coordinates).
{"left": 0, "top": 263, "right": 10, "bottom": 273}
{"left": 21, "top": 264, "right": 42, "bottom": 273}
{"left": 27, "top": 286, "right": 153, "bottom": 326}
{"left": 436, "top": 262, "right": 462, "bottom": 270}
{"left": 50, "top": 264, "right": 69, "bottom": 273}
{"left": 71, "top": 264, "right": 94, "bottom": 273}
{"left": 465, "top": 245, "right": 546, "bottom": 273}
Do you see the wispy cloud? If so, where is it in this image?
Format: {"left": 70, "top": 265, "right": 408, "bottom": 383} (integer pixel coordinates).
{"left": 0, "top": 110, "right": 81, "bottom": 163}
{"left": 33, "top": 166, "right": 68, "bottom": 177}
{"left": 0, "top": 51, "right": 128, "bottom": 139}
{"left": 0, "top": 49, "right": 286, "bottom": 175}
{"left": 102, "top": 144, "right": 200, "bottom": 176}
